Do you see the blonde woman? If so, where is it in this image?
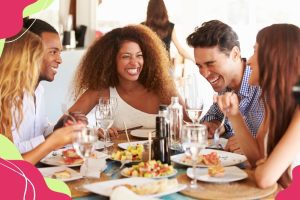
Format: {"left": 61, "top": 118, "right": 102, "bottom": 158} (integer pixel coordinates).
{"left": 0, "top": 30, "right": 84, "bottom": 164}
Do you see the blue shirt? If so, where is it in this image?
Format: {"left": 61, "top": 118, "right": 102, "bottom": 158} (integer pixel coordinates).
{"left": 201, "top": 66, "right": 264, "bottom": 138}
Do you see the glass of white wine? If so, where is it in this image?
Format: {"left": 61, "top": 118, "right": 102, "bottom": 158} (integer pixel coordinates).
{"left": 183, "top": 75, "right": 204, "bottom": 124}
{"left": 181, "top": 124, "right": 208, "bottom": 189}
{"left": 73, "top": 127, "right": 98, "bottom": 191}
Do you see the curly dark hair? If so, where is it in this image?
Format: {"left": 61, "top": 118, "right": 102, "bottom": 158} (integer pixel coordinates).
{"left": 186, "top": 20, "right": 240, "bottom": 56}
{"left": 73, "top": 24, "right": 176, "bottom": 103}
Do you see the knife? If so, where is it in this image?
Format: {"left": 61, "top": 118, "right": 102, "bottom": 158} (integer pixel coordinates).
{"left": 117, "top": 125, "right": 143, "bottom": 133}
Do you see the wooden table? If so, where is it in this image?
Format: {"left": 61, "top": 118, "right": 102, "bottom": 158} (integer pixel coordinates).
{"left": 66, "top": 133, "right": 279, "bottom": 200}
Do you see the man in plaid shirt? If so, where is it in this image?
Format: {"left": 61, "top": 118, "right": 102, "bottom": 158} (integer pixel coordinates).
{"left": 187, "top": 20, "right": 264, "bottom": 152}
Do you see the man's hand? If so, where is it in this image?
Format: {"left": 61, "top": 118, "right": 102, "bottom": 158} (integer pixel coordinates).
{"left": 203, "top": 120, "right": 225, "bottom": 139}
{"left": 224, "top": 136, "right": 244, "bottom": 154}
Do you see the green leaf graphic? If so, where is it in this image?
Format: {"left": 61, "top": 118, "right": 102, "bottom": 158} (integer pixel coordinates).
{"left": 23, "top": 0, "right": 54, "bottom": 18}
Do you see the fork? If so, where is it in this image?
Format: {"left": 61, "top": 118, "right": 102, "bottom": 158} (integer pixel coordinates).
{"left": 213, "top": 114, "right": 226, "bottom": 149}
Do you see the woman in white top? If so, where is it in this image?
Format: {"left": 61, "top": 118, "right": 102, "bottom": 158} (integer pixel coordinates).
{"left": 0, "top": 30, "right": 84, "bottom": 165}
{"left": 67, "top": 25, "right": 179, "bottom": 136}
{"left": 214, "top": 24, "right": 300, "bottom": 188}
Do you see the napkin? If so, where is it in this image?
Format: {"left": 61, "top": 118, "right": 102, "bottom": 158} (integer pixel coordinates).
{"left": 80, "top": 154, "right": 107, "bottom": 178}
{"left": 110, "top": 186, "right": 159, "bottom": 200}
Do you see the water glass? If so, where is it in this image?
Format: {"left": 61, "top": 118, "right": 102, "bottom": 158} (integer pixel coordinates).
{"left": 181, "top": 124, "right": 208, "bottom": 189}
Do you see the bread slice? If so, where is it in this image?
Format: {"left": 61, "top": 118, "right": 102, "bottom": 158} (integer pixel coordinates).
{"left": 208, "top": 165, "right": 225, "bottom": 177}
{"left": 53, "top": 170, "right": 71, "bottom": 179}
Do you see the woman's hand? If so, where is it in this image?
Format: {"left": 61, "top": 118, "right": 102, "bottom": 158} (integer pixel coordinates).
{"left": 213, "top": 92, "right": 240, "bottom": 117}
{"left": 48, "top": 123, "right": 85, "bottom": 149}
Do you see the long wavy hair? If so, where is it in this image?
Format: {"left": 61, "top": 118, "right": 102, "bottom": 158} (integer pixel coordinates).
{"left": 144, "top": 0, "right": 170, "bottom": 39}
{"left": 257, "top": 24, "right": 300, "bottom": 187}
{"left": 73, "top": 24, "right": 176, "bottom": 103}
{"left": 0, "top": 30, "right": 43, "bottom": 140}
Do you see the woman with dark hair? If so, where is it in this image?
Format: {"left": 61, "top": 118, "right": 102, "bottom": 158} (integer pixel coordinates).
{"left": 67, "top": 24, "right": 179, "bottom": 136}
{"left": 215, "top": 24, "right": 300, "bottom": 188}
{"left": 143, "top": 0, "right": 193, "bottom": 62}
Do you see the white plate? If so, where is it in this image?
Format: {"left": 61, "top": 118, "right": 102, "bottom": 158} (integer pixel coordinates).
{"left": 41, "top": 149, "right": 108, "bottom": 167}
{"left": 38, "top": 166, "right": 83, "bottom": 182}
{"left": 83, "top": 177, "right": 186, "bottom": 197}
{"left": 118, "top": 140, "right": 149, "bottom": 150}
{"left": 187, "top": 166, "right": 248, "bottom": 183}
{"left": 130, "top": 129, "right": 155, "bottom": 138}
{"left": 171, "top": 149, "right": 247, "bottom": 167}
{"left": 120, "top": 168, "right": 177, "bottom": 179}
{"left": 94, "top": 140, "right": 114, "bottom": 150}
{"left": 208, "top": 138, "right": 228, "bottom": 149}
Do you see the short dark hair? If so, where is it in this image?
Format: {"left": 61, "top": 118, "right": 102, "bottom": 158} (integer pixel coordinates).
{"left": 23, "top": 18, "right": 58, "bottom": 36}
{"left": 187, "top": 20, "right": 240, "bottom": 56}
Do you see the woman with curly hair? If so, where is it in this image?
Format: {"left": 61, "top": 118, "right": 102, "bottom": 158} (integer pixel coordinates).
{"left": 68, "top": 24, "right": 179, "bottom": 136}
{"left": 0, "top": 30, "right": 84, "bottom": 164}
{"left": 214, "top": 24, "right": 300, "bottom": 188}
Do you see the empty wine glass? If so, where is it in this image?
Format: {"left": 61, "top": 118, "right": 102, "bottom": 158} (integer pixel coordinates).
{"left": 181, "top": 124, "right": 208, "bottom": 189}
{"left": 96, "top": 97, "right": 117, "bottom": 153}
{"left": 183, "top": 75, "right": 204, "bottom": 124}
{"left": 73, "top": 127, "right": 98, "bottom": 191}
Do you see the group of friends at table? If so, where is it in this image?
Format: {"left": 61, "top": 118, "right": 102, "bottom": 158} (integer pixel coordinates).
{"left": 0, "top": 0, "right": 300, "bottom": 193}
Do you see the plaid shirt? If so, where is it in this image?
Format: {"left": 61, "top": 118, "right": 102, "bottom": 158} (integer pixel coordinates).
{"left": 201, "top": 66, "right": 264, "bottom": 138}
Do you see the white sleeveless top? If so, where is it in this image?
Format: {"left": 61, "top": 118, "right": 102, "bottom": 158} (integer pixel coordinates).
{"left": 110, "top": 87, "right": 157, "bottom": 130}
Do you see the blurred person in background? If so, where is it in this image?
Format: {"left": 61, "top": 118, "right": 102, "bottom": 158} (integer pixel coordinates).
{"left": 143, "top": 0, "right": 194, "bottom": 63}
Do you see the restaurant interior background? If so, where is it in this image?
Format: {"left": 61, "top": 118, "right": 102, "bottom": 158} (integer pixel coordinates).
{"left": 31, "top": 0, "right": 300, "bottom": 123}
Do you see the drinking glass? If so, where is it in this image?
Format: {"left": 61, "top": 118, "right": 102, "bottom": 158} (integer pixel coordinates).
{"left": 183, "top": 75, "right": 204, "bottom": 124}
{"left": 181, "top": 124, "right": 208, "bottom": 189}
{"left": 73, "top": 127, "right": 98, "bottom": 191}
{"left": 96, "top": 97, "right": 117, "bottom": 153}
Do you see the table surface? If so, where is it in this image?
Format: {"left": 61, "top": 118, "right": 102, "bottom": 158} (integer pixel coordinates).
{"left": 58, "top": 133, "right": 279, "bottom": 200}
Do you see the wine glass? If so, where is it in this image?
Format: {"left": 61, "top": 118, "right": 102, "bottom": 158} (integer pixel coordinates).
{"left": 183, "top": 75, "right": 204, "bottom": 124}
{"left": 96, "top": 97, "right": 117, "bottom": 153}
{"left": 181, "top": 124, "right": 208, "bottom": 189}
{"left": 73, "top": 127, "right": 98, "bottom": 191}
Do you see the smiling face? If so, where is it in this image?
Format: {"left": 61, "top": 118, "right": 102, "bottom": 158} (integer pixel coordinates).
{"left": 39, "top": 32, "right": 62, "bottom": 82}
{"left": 116, "top": 40, "right": 144, "bottom": 82}
{"left": 194, "top": 46, "right": 241, "bottom": 92}
{"left": 248, "top": 43, "right": 259, "bottom": 86}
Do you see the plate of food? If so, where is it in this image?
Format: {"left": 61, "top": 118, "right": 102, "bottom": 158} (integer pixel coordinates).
{"left": 38, "top": 166, "right": 83, "bottom": 182}
{"left": 118, "top": 141, "right": 149, "bottom": 150}
{"left": 41, "top": 148, "right": 108, "bottom": 167}
{"left": 121, "top": 160, "right": 177, "bottom": 179}
{"left": 171, "top": 149, "right": 247, "bottom": 167}
{"left": 130, "top": 129, "right": 155, "bottom": 139}
{"left": 187, "top": 166, "right": 248, "bottom": 183}
{"left": 83, "top": 177, "right": 186, "bottom": 198}
{"left": 110, "top": 144, "right": 144, "bottom": 163}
